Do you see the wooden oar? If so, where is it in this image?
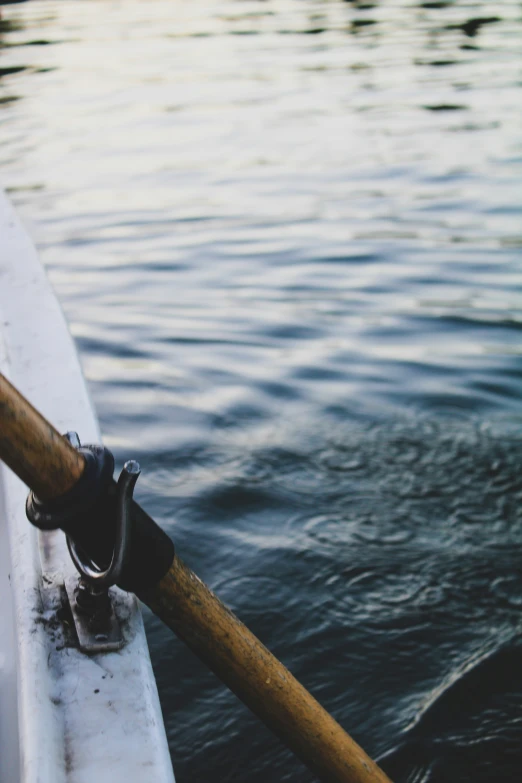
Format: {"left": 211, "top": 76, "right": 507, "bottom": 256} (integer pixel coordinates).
{"left": 0, "top": 372, "right": 392, "bottom": 783}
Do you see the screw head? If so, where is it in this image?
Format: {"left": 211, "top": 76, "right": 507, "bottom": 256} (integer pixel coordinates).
{"left": 124, "top": 459, "right": 141, "bottom": 475}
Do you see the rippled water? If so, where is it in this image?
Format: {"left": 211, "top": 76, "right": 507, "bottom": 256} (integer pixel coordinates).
{"left": 1, "top": 0, "right": 522, "bottom": 780}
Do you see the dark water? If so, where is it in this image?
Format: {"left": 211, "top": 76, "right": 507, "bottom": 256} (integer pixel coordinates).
{"left": 2, "top": 0, "right": 522, "bottom": 780}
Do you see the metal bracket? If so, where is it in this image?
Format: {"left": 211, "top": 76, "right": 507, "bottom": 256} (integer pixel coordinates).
{"left": 64, "top": 575, "right": 124, "bottom": 654}
{"left": 58, "top": 433, "right": 141, "bottom": 654}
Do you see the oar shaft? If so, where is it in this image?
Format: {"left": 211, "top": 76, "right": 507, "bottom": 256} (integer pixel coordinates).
{"left": 0, "top": 371, "right": 392, "bottom": 783}
{"left": 141, "top": 557, "right": 390, "bottom": 783}
{"left": 0, "top": 373, "right": 85, "bottom": 499}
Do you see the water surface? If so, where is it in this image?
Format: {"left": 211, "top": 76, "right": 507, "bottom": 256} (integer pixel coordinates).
{"left": 1, "top": 1, "right": 522, "bottom": 780}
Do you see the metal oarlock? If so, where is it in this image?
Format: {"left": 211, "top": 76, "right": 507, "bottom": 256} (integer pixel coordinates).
{"left": 66, "top": 459, "right": 141, "bottom": 588}
{"left": 27, "top": 431, "right": 142, "bottom": 653}
{"left": 26, "top": 430, "right": 175, "bottom": 594}
{"left": 64, "top": 455, "right": 141, "bottom": 653}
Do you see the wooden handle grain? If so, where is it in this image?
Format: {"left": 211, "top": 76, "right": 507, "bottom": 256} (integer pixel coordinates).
{"left": 140, "top": 557, "right": 392, "bottom": 783}
{"left": 0, "top": 372, "right": 85, "bottom": 499}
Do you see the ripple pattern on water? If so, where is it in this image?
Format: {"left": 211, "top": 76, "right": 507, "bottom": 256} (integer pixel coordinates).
{"left": 1, "top": 0, "right": 521, "bottom": 780}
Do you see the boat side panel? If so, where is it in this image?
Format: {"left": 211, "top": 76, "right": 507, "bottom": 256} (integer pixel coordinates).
{"left": 0, "top": 191, "right": 175, "bottom": 783}
{"left": 0, "top": 477, "right": 21, "bottom": 783}
{"left": 0, "top": 462, "right": 68, "bottom": 783}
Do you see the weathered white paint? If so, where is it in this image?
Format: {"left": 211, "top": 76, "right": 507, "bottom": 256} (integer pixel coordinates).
{"left": 0, "top": 191, "right": 175, "bottom": 783}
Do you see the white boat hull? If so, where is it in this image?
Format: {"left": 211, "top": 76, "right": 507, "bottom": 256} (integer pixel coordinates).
{"left": 0, "top": 192, "right": 175, "bottom": 783}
